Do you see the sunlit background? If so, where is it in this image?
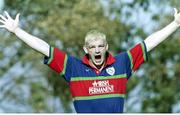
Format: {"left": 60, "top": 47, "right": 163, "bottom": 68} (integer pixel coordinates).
{"left": 0, "top": 0, "right": 180, "bottom": 113}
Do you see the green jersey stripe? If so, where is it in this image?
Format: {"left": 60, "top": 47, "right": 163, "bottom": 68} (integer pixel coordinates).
{"left": 71, "top": 74, "right": 127, "bottom": 81}
{"left": 141, "top": 42, "right": 147, "bottom": 62}
{"left": 73, "top": 94, "right": 125, "bottom": 101}
{"left": 60, "top": 54, "right": 68, "bottom": 76}
{"left": 47, "top": 47, "right": 54, "bottom": 65}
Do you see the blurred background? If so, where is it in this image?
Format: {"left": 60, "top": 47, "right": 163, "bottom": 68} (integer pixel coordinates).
{"left": 0, "top": 0, "right": 180, "bottom": 113}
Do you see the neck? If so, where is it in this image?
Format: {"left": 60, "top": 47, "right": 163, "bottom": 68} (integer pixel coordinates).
{"left": 90, "top": 61, "right": 105, "bottom": 71}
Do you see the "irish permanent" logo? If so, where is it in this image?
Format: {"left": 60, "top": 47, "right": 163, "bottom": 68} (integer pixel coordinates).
{"left": 89, "top": 80, "right": 114, "bottom": 95}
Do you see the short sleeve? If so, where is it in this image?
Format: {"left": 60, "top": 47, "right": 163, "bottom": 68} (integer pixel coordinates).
{"left": 44, "top": 46, "right": 68, "bottom": 76}
{"left": 127, "top": 42, "right": 148, "bottom": 72}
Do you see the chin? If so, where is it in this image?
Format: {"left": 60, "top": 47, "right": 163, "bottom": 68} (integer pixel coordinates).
{"left": 94, "top": 62, "right": 103, "bottom": 66}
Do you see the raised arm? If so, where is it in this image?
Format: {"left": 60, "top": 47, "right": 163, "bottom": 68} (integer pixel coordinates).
{"left": 144, "top": 8, "right": 180, "bottom": 52}
{"left": 0, "top": 11, "right": 50, "bottom": 56}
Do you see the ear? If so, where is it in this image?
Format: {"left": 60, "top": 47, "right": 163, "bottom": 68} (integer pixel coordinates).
{"left": 106, "top": 44, "right": 109, "bottom": 51}
{"left": 83, "top": 46, "right": 88, "bottom": 54}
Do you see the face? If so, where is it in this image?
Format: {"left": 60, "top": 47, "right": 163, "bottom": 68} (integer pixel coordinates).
{"left": 84, "top": 38, "right": 108, "bottom": 67}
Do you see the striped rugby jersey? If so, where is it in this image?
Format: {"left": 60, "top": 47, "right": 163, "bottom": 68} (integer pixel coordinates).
{"left": 44, "top": 42, "right": 148, "bottom": 113}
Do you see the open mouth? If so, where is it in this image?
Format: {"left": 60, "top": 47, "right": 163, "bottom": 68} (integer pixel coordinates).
{"left": 95, "top": 55, "right": 101, "bottom": 60}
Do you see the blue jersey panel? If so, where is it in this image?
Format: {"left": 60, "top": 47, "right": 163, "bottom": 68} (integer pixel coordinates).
{"left": 73, "top": 97, "right": 124, "bottom": 113}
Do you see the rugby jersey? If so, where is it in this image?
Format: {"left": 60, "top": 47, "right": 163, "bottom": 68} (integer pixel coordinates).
{"left": 44, "top": 42, "right": 148, "bottom": 113}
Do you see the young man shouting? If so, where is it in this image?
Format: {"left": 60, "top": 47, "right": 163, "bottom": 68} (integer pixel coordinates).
{"left": 0, "top": 8, "right": 180, "bottom": 113}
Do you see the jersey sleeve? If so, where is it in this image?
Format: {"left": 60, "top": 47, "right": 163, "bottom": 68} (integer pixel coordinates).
{"left": 127, "top": 42, "right": 148, "bottom": 72}
{"left": 44, "top": 46, "right": 68, "bottom": 76}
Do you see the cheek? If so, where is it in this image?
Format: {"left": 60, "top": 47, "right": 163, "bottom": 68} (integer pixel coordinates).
{"left": 100, "top": 47, "right": 107, "bottom": 52}
{"left": 88, "top": 51, "right": 95, "bottom": 58}
{"left": 88, "top": 49, "right": 95, "bottom": 54}
{"left": 88, "top": 51, "right": 92, "bottom": 56}
{"left": 101, "top": 49, "right": 107, "bottom": 54}
{"left": 100, "top": 52, "right": 106, "bottom": 59}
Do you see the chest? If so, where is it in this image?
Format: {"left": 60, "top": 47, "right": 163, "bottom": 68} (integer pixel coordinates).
{"left": 71, "top": 62, "right": 127, "bottom": 77}
{"left": 69, "top": 65, "right": 128, "bottom": 99}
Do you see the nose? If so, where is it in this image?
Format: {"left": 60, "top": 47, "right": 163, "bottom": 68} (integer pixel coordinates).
{"left": 95, "top": 47, "right": 100, "bottom": 53}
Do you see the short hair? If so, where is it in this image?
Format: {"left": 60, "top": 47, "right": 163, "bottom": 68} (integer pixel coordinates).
{"left": 84, "top": 30, "right": 107, "bottom": 46}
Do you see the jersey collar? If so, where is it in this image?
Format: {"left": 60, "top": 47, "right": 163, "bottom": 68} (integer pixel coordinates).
{"left": 82, "top": 52, "right": 116, "bottom": 68}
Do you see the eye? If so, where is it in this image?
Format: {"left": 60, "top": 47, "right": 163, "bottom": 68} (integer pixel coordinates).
{"left": 89, "top": 46, "right": 95, "bottom": 49}
{"left": 99, "top": 45, "right": 105, "bottom": 48}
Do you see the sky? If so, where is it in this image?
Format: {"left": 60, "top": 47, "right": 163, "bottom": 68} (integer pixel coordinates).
{"left": 0, "top": 0, "right": 180, "bottom": 113}
{"left": 0, "top": 0, "right": 4, "bottom": 11}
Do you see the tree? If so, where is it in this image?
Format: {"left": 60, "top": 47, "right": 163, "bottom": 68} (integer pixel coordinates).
{"left": 2, "top": 0, "right": 180, "bottom": 113}
{"left": 1, "top": 0, "right": 131, "bottom": 112}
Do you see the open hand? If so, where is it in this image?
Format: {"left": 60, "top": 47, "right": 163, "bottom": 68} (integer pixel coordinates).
{"left": 0, "top": 11, "right": 20, "bottom": 33}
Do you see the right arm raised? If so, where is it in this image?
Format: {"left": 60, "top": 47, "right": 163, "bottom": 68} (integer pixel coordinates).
{"left": 0, "top": 11, "right": 50, "bottom": 57}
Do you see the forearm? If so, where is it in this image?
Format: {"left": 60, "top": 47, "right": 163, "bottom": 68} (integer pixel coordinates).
{"left": 144, "top": 21, "right": 180, "bottom": 52}
{"left": 14, "top": 27, "right": 50, "bottom": 56}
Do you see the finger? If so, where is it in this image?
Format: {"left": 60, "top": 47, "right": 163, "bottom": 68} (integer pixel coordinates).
{"left": 0, "top": 19, "right": 5, "bottom": 24}
{"left": 4, "top": 11, "right": 12, "bottom": 19}
{"left": 0, "top": 14, "right": 7, "bottom": 21}
{"left": 0, "top": 25, "right": 5, "bottom": 28}
{"left": 174, "top": 8, "right": 178, "bottom": 16}
{"left": 15, "top": 13, "right": 20, "bottom": 22}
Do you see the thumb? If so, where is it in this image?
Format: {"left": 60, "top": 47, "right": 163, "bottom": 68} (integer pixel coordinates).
{"left": 15, "top": 13, "right": 20, "bottom": 22}
{"left": 174, "top": 8, "right": 178, "bottom": 17}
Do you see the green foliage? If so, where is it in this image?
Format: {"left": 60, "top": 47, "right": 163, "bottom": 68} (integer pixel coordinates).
{"left": 2, "top": 0, "right": 131, "bottom": 112}
{"left": 2, "top": 0, "right": 180, "bottom": 113}
{"left": 29, "top": 82, "right": 50, "bottom": 112}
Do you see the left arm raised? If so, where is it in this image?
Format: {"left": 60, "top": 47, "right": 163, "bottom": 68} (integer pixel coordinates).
{"left": 144, "top": 8, "right": 180, "bottom": 52}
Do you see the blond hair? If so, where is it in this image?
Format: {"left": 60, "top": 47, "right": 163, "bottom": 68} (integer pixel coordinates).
{"left": 84, "top": 30, "right": 107, "bottom": 46}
